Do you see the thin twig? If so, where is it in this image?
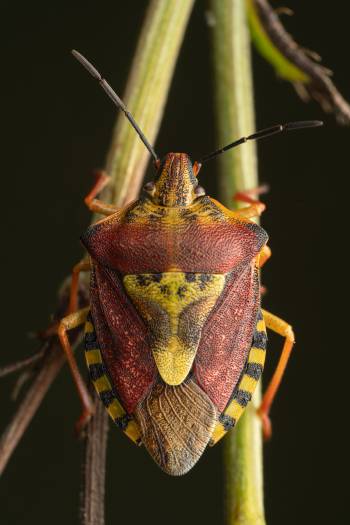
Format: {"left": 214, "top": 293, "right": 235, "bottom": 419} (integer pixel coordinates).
{"left": 0, "top": 341, "right": 66, "bottom": 475}
{"left": 0, "top": 350, "right": 45, "bottom": 378}
{"left": 80, "top": 390, "right": 109, "bottom": 525}
{"left": 0, "top": 278, "right": 89, "bottom": 476}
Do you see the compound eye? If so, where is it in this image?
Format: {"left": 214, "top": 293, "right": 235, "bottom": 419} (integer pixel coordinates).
{"left": 143, "top": 181, "right": 155, "bottom": 194}
{"left": 194, "top": 185, "right": 206, "bottom": 197}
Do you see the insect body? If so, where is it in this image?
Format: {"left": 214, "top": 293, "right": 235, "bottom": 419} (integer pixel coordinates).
{"left": 58, "top": 51, "right": 322, "bottom": 475}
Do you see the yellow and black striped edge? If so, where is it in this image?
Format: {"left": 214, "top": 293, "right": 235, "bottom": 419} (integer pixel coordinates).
{"left": 84, "top": 313, "right": 141, "bottom": 445}
{"left": 210, "top": 310, "right": 267, "bottom": 445}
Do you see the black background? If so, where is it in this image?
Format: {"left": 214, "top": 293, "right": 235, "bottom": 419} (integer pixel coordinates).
{"left": 1, "top": 2, "right": 349, "bottom": 524}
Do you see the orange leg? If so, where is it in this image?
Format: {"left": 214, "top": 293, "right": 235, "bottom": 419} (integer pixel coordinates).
{"left": 58, "top": 307, "right": 94, "bottom": 435}
{"left": 233, "top": 201, "right": 265, "bottom": 219}
{"left": 258, "top": 309, "right": 295, "bottom": 440}
{"left": 40, "top": 257, "right": 92, "bottom": 339}
{"left": 67, "top": 257, "right": 91, "bottom": 314}
{"left": 85, "top": 170, "right": 118, "bottom": 216}
{"left": 233, "top": 184, "right": 269, "bottom": 219}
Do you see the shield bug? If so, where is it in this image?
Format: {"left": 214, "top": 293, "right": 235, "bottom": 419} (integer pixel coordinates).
{"left": 57, "top": 50, "right": 322, "bottom": 475}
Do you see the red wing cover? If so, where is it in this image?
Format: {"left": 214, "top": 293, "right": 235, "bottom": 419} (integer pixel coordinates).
{"left": 90, "top": 264, "right": 156, "bottom": 414}
{"left": 194, "top": 262, "right": 260, "bottom": 412}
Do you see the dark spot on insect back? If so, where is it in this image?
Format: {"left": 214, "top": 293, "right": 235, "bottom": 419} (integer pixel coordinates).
{"left": 234, "top": 390, "right": 252, "bottom": 407}
{"left": 177, "top": 286, "right": 187, "bottom": 298}
{"left": 185, "top": 273, "right": 196, "bottom": 282}
{"left": 85, "top": 339, "right": 99, "bottom": 351}
{"left": 154, "top": 206, "right": 166, "bottom": 217}
{"left": 127, "top": 213, "right": 136, "bottom": 222}
{"left": 84, "top": 328, "right": 98, "bottom": 350}
{"left": 219, "top": 414, "right": 235, "bottom": 431}
{"left": 137, "top": 275, "right": 150, "bottom": 287}
{"left": 246, "top": 363, "right": 263, "bottom": 381}
{"left": 124, "top": 210, "right": 139, "bottom": 223}
{"left": 160, "top": 284, "right": 170, "bottom": 295}
{"left": 99, "top": 390, "right": 114, "bottom": 407}
{"left": 253, "top": 330, "right": 267, "bottom": 349}
{"left": 180, "top": 209, "right": 197, "bottom": 221}
{"left": 151, "top": 273, "right": 163, "bottom": 282}
{"left": 89, "top": 363, "right": 105, "bottom": 381}
{"left": 199, "top": 274, "right": 212, "bottom": 290}
{"left": 200, "top": 196, "right": 212, "bottom": 207}
{"left": 203, "top": 199, "right": 225, "bottom": 221}
{"left": 85, "top": 330, "right": 97, "bottom": 344}
{"left": 115, "top": 414, "right": 133, "bottom": 430}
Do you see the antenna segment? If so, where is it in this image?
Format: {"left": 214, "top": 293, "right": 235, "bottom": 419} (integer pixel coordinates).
{"left": 199, "top": 120, "right": 323, "bottom": 163}
{"left": 72, "top": 50, "right": 159, "bottom": 163}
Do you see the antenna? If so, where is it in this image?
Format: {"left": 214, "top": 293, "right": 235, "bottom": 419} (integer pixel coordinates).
{"left": 71, "top": 50, "right": 159, "bottom": 163}
{"left": 199, "top": 120, "right": 323, "bottom": 163}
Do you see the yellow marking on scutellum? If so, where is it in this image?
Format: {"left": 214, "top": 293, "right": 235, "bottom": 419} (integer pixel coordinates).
{"left": 210, "top": 314, "right": 267, "bottom": 445}
{"left": 123, "top": 272, "right": 225, "bottom": 386}
{"left": 123, "top": 272, "right": 225, "bottom": 331}
{"left": 84, "top": 321, "right": 141, "bottom": 444}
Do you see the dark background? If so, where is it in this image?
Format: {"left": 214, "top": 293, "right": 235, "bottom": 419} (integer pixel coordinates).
{"left": 1, "top": 2, "right": 349, "bottom": 524}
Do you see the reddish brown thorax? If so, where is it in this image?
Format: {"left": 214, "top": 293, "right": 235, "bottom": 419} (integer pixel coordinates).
{"left": 152, "top": 153, "right": 198, "bottom": 207}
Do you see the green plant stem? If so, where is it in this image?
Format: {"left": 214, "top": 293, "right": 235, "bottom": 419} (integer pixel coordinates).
{"left": 210, "top": 1, "right": 265, "bottom": 524}
{"left": 105, "top": 0, "right": 195, "bottom": 207}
